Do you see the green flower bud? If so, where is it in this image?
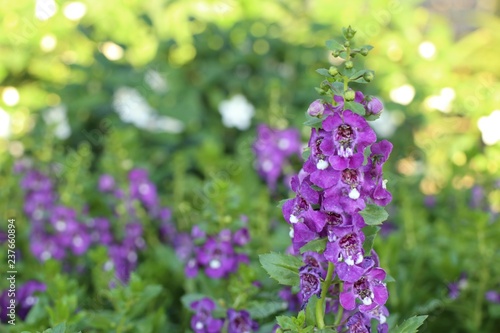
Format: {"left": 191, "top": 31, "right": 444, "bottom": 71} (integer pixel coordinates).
{"left": 344, "top": 90, "right": 355, "bottom": 101}
{"left": 328, "top": 66, "right": 339, "bottom": 76}
{"left": 332, "top": 50, "right": 340, "bottom": 57}
{"left": 360, "top": 48, "right": 369, "bottom": 56}
{"left": 344, "top": 41, "right": 350, "bottom": 48}
{"left": 343, "top": 26, "right": 357, "bottom": 39}
{"left": 363, "top": 71, "right": 374, "bottom": 82}
{"left": 320, "top": 80, "right": 330, "bottom": 91}
{"left": 345, "top": 60, "right": 353, "bottom": 69}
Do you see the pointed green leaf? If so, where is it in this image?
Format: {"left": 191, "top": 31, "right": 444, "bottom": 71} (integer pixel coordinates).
{"left": 362, "top": 225, "right": 380, "bottom": 253}
{"left": 344, "top": 101, "right": 366, "bottom": 116}
{"left": 316, "top": 68, "right": 332, "bottom": 77}
{"left": 300, "top": 238, "right": 327, "bottom": 254}
{"left": 303, "top": 116, "right": 323, "bottom": 128}
{"left": 325, "top": 39, "right": 343, "bottom": 51}
{"left": 360, "top": 205, "right": 388, "bottom": 225}
{"left": 392, "top": 315, "right": 428, "bottom": 333}
{"left": 259, "top": 253, "right": 303, "bottom": 286}
{"left": 247, "top": 301, "right": 287, "bottom": 319}
{"left": 331, "top": 82, "right": 345, "bottom": 95}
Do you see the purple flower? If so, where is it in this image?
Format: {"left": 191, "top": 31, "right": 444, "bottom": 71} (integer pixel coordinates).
{"left": 323, "top": 168, "right": 366, "bottom": 214}
{"left": 128, "top": 168, "right": 158, "bottom": 210}
{"left": 278, "top": 287, "right": 302, "bottom": 312}
{"left": 364, "top": 96, "right": 383, "bottom": 115}
{"left": 0, "top": 280, "right": 46, "bottom": 323}
{"left": 346, "top": 312, "right": 370, "bottom": 333}
{"left": 98, "top": 174, "right": 115, "bottom": 192}
{"left": 307, "top": 99, "right": 326, "bottom": 117}
{"left": 227, "top": 309, "right": 258, "bottom": 333}
{"left": 190, "top": 298, "right": 224, "bottom": 333}
{"left": 108, "top": 244, "right": 138, "bottom": 284}
{"left": 233, "top": 227, "right": 250, "bottom": 246}
{"left": 448, "top": 273, "right": 467, "bottom": 299}
{"left": 340, "top": 268, "right": 388, "bottom": 312}
{"left": 304, "top": 128, "right": 334, "bottom": 173}
{"left": 89, "top": 217, "right": 113, "bottom": 245}
{"left": 282, "top": 174, "right": 320, "bottom": 224}
{"left": 299, "top": 265, "right": 322, "bottom": 308}
{"left": 196, "top": 237, "right": 237, "bottom": 279}
{"left": 365, "top": 305, "right": 389, "bottom": 333}
{"left": 324, "top": 227, "right": 365, "bottom": 268}
{"left": 21, "top": 170, "right": 53, "bottom": 193}
{"left": 30, "top": 233, "right": 66, "bottom": 262}
{"left": 485, "top": 290, "right": 500, "bottom": 303}
{"left": 323, "top": 111, "right": 376, "bottom": 171}
{"left": 253, "top": 124, "right": 301, "bottom": 190}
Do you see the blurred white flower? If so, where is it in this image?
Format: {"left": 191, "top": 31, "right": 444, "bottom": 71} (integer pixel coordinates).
{"left": 389, "top": 84, "right": 415, "bottom": 106}
{"left": 478, "top": 110, "right": 500, "bottom": 145}
{"left": 101, "top": 42, "right": 124, "bottom": 61}
{"left": 43, "top": 105, "right": 71, "bottom": 139}
{"left": 2, "top": 87, "right": 20, "bottom": 106}
{"left": 218, "top": 94, "right": 255, "bottom": 130}
{"left": 424, "top": 87, "right": 455, "bottom": 113}
{"left": 145, "top": 70, "right": 168, "bottom": 93}
{"left": 418, "top": 41, "right": 436, "bottom": 59}
{"left": 0, "top": 108, "right": 11, "bottom": 138}
{"left": 113, "top": 87, "right": 184, "bottom": 133}
{"left": 63, "top": 2, "right": 87, "bottom": 21}
{"left": 35, "top": 0, "right": 57, "bottom": 21}
{"left": 371, "top": 110, "right": 401, "bottom": 138}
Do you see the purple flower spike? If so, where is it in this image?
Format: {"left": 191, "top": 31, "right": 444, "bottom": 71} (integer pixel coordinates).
{"left": 227, "top": 309, "right": 259, "bottom": 333}
{"left": 340, "top": 267, "right": 388, "bottom": 312}
{"left": 299, "top": 265, "right": 322, "bottom": 309}
{"left": 190, "top": 298, "right": 224, "bottom": 333}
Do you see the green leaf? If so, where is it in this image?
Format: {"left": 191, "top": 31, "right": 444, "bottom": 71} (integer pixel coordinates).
{"left": 277, "top": 199, "right": 289, "bottom": 208}
{"left": 316, "top": 329, "right": 336, "bottom": 333}
{"left": 362, "top": 225, "right": 380, "bottom": 253}
{"left": 360, "top": 204, "right": 388, "bottom": 225}
{"left": 325, "top": 39, "right": 343, "bottom": 51}
{"left": 392, "top": 315, "right": 428, "bottom": 333}
{"left": 344, "top": 101, "right": 366, "bottom": 116}
{"left": 385, "top": 274, "right": 396, "bottom": 283}
{"left": 300, "top": 238, "right": 327, "bottom": 254}
{"left": 303, "top": 116, "right": 323, "bottom": 128}
{"left": 276, "top": 315, "right": 297, "bottom": 330}
{"left": 51, "top": 323, "right": 66, "bottom": 333}
{"left": 349, "top": 69, "right": 368, "bottom": 80}
{"left": 360, "top": 45, "right": 374, "bottom": 51}
{"left": 316, "top": 68, "right": 332, "bottom": 77}
{"left": 259, "top": 253, "right": 303, "bottom": 286}
{"left": 247, "top": 300, "right": 287, "bottom": 319}
{"left": 331, "top": 82, "right": 344, "bottom": 95}
{"left": 302, "top": 148, "right": 311, "bottom": 160}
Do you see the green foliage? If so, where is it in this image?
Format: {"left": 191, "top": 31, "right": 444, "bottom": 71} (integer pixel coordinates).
{"left": 259, "top": 253, "right": 303, "bottom": 286}
{"left": 359, "top": 204, "right": 389, "bottom": 226}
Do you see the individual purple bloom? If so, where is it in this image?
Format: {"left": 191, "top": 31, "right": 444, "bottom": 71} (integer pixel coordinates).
{"left": 190, "top": 298, "right": 224, "bottom": 333}
{"left": 128, "top": 168, "right": 158, "bottom": 210}
{"left": 363, "top": 140, "right": 393, "bottom": 206}
{"left": 304, "top": 128, "right": 334, "bottom": 172}
{"left": 108, "top": 244, "right": 138, "bottom": 284}
{"left": 124, "top": 222, "right": 145, "bottom": 250}
{"left": 191, "top": 225, "right": 206, "bottom": 240}
{"left": 322, "top": 111, "right": 376, "bottom": 171}
{"left": 346, "top": 312, "right": 370, "bottom": 333}
{"left": 302, "top": 251, "right": 328, "bottom": 278}
{"left": 282, "top": 175, "right": 320, "bottom": 224}
{"left": 364, "top": 96, "right": 383, "bottom": 115}
{"left": 485, "top": 290, "right": 500, "bottom": 303}
{"left": 174, "top": 232, "right": 194, "bottom": 263}
{"left": 365, "top": 305, "right": 390, "bottom": 333}
{"left": 323, "top": 168, "right": 366, "bottom": 214}
{"left": 227, "top": 309, "right": 259, "bottom": 333}
{"left": 98, "top": 174, "right": 115, "bottom": 192}
{"left": 89, "top": 217, "right": 113, "bottom": 245}
{"left": 24, "top": 191, "right": 55, "bottom": 221}
{"left": 233, "top": 227, "right": 250, "bottom": 246}
{"left": 196, "top": 237, "right": 237, "bottom": 279}
{"left": 291, "top": 222, "right": 318, "bottom": 253}
{"left": 307, "top": 99, "right": 325, "bottom": 117}
{"left": 299, "top": 265, "right": 322, "bottom": 308}
{"left": 470, "top": 186, "right": 484, "bottom": 209}
{"left": 336, "top": 256, "right": 375, "bottom": 284}
{"left": 324, "top": 227, "right": 365, "bottom": 274}
{"left": 30, "top": 233, "right": 66, "bottom": 262}
{"left": 0, "top": 280, "right": 46, "bottom": 323}
{"left": 68, "top": 227, "right": 92, "bottom": 255}
{"left": 50, "top": 206, "right": 79, "bottom": 234}
{"left": 340, "top": 267, "right": 388, "bottom": 312}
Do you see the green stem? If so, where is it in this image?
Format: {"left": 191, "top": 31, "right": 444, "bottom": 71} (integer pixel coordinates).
{"left": 334, "top": 282, "right": 344, "bottom": 327}
{"left": 316, "top": 262, "right": 335, "bottom": 329}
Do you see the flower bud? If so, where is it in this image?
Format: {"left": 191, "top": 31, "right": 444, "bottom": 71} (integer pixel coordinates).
{"left": 332, "top": 50, "right": 340, "bottom": 57}
{"left": 365, "top": 96, "right": 383, "bottom": 115}
{"left": 307, "top": 99, "right": 325, "bottom": 117}
{"left": 344, "top": 90, "right": 355, "bottom": 102}
{"left": 363, "top": 72, "right": 374, "bottom": 82}
{"left": 328, "top": 66, "right": 339, "bottom": 76}
{"left": 360, "top": 48, "right": 369, "bottom": 56}
{"left": 345, "top": 60, "right": 353, "bottom": 69}
{"left": 344, "top": 41, "right": 350, "bottom": 48}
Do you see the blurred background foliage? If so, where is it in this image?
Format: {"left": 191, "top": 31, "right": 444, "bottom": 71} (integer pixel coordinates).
{"left": 1, "top": 0, "right": 500, "bottom": 332}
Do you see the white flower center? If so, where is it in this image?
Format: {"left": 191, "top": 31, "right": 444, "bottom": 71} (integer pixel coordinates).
{"left": 289, "top": 215, "right": 299, "bottom": 224}
{"left": 209, "top": 259, "right": 221, "bottom": 269}
{"left": 73, "top": 236, "right": 83, "bottom": 247}
{"left": 262, "top": 160, "right": 274, "bottom": 172}
{"left": 316, "top": 159, "right": 328, "bottom": 170}
{"left": 195, "top": 322, "right": 204, "bottom": 330}
{"left": 362, "top": 297, "right": 372, "bottom": 305}
{"left": 349, "top": 188, "right": 360, "bottom": 200}
{"left": 382, "top": 179, "right": 388, "bottom": 189}
{"left": 41, "top": 251, "right": 52, "bottom": 261}
{"left": 289, "top": 227, "right": 294, "bottom": 238}
{"left": 127, "top": 251, "right": 138, "bottom": 262}
{"left": 278, "top": 139, "right": 290, "bottom": 150}
{"left": 139, "top": 183, "right": 150, "bottom": 195}
{"left": 104, "top": 261, "right": 114, "bottom": 271}
{"left": 25, "top": 296, "right": 36, "bottom": 306}
{"left": 55, "top": 220, "right": 66, "bottom": 232}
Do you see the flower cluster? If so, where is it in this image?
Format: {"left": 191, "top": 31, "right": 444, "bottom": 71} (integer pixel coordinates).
{"left": 182, "top": 227, "right": 250, "bottom": 279}
{"left": 189, "top": 297, "right": 258, "bottom": 333}
{"left": 16, "top": 163, "right": 172, "bottom": 285}
{"left": 282, "top": 92, "right": 392, "bottom": 331}
{"left": 253, "top": 124, "right": 302, "bottom": 190}
{"left": 0, "top": 280, "right": 46, "bottom": 323}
